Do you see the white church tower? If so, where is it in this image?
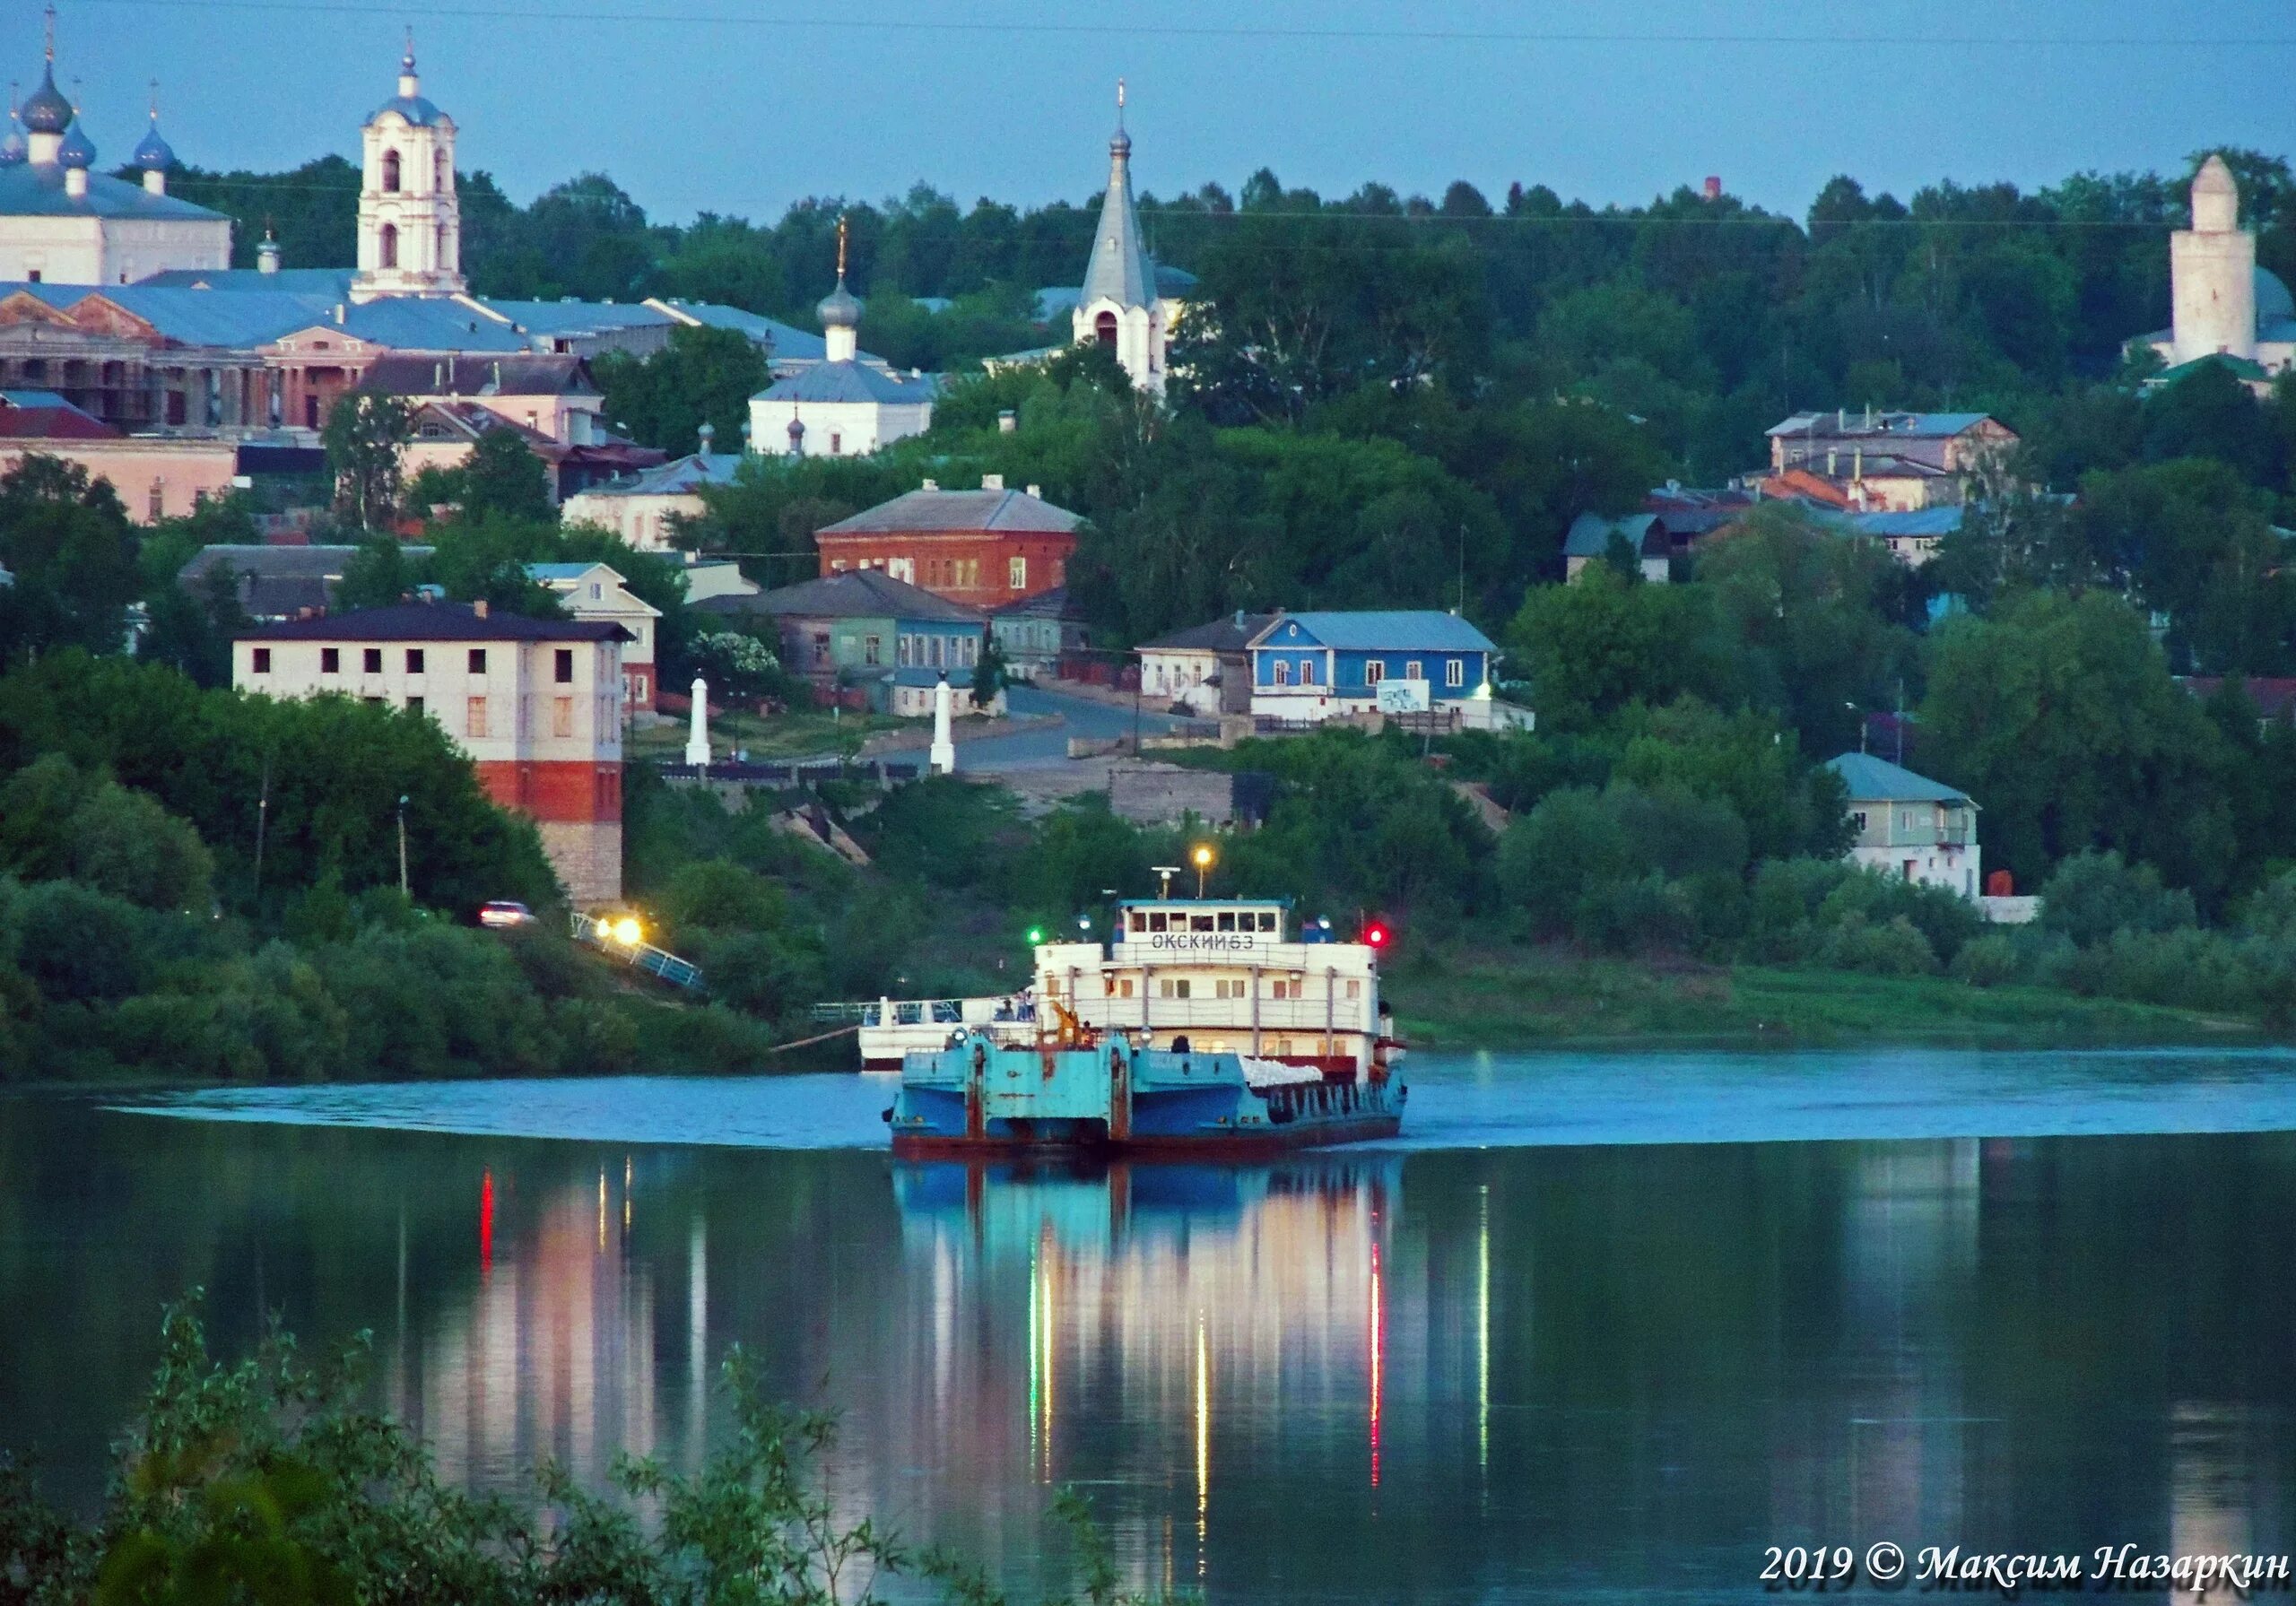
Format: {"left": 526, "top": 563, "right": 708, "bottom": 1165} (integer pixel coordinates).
{"left": 1071, "top": 80, "right": 1171, "bottom": 395}
{"left": 352, "top": 33, "right": 464, "bottom": 301}
{"left": 2169, "top": 154, "right": 2257, "bottom": 367}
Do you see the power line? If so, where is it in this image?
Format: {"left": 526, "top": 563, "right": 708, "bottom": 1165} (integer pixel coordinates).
{"left": 59, "top": 0, "right": 2296, "bottom": 48}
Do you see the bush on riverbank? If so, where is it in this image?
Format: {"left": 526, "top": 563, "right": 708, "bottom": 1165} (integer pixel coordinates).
{"left": 0, "top": 1298, "right": 1183, "bottom": 1605}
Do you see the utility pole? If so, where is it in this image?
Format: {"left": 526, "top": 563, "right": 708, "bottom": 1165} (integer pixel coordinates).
{"left": 252, "top": 756, "right": 272, "bottom": 896}
{"left": 396, "top": 793, "right": 410, "bottom": 898}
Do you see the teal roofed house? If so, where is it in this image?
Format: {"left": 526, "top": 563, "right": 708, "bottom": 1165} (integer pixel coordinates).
{"left": 1823, "top": 752, "right": 1984, "bottom": 901}
{"left": 1246, "top": 611, "right": 1522, "bottom": 731}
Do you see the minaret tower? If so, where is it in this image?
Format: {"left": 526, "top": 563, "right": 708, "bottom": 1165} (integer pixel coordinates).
{"left": 2170, "top": 154, "right": 2257, "bottom": 366}
{"left": 352, "top": 30, "right": 465, "bottom": 300}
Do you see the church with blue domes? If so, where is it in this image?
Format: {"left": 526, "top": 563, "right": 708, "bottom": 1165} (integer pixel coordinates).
{"left": 0, "top": 10, "right": 230, "bottom": 286}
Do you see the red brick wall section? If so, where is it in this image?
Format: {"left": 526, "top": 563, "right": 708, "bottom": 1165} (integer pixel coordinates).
{"left": 814, "top": 530, "right": 1076, "bottom": 606}
{"left": 474, "top": 760, "right": 623, "bottom": 822}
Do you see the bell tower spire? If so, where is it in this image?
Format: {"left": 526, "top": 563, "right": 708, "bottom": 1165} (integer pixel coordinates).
{"left": 353, "top": 31, "right": 465, "bottom": 299}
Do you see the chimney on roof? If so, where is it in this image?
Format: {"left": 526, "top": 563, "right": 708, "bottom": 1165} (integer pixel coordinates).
{"left": 1837, "top": 407, "right": 1846, "bottom": 431}
{"left": 997, "top": 409, "right": 1016, "bottom": 434}
{"left": 473, "top": 598, "right": 489, "bottom": 620}
{"left": 1865, "top": 402, "right": 1874, "bottom": 430}
{"left": 1234, "top": 609, "right": 1245, "bottom": 628}
{"left": 1026, "top": 483, "right": 1041, "bottom": 499}
{"left": 1827, "top": 448, "right": 1838, "bottom": 477}
{"left": 981, "top": 473, "right": 1004, "bottom": 491}
{"left": 920, "top": 477, "right": 938, "bottom": 491}
{"left": 334, "top": 303, "right": 346, "bottom": 326}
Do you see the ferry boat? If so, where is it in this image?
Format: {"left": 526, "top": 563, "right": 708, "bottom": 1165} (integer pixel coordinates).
{"left": 874, "top": 897, "right": 1405, "bottom": 1156}
{"left": 858, "top": 897, "right": 1399, "bottom": 1076}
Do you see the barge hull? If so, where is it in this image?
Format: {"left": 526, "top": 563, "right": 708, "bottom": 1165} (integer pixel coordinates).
{"left": 891, "top": 1112, "right": 1400, "bottom": 1160}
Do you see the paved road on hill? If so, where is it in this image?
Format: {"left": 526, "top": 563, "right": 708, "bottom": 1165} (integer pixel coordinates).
{"left": 955, "top": 684, "right": 1185, "bottom": 770}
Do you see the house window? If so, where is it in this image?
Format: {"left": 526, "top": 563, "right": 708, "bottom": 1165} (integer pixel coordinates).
{"left": 829, "top": 431, "right": 842, "bottom": 455}
{"left": 468, "top": 648, "right": 487, "bottom": 674}
{"left": 589, "top": 582, "right": 603, "bottom": 601}
{"left": 147, "top": 481, "right": 163, "bottom": 521}
{"left": 812, "top": 632, "right": 830, "bottom": 667}
{"left": 864, "top": 635, "right": 881, "bottom": 666}
{"left": 1009, "top": 555, "right": 1027, "bottom": 591}
{"left": 406, "top": 648, "right": 425, "bottom": 673}
{"left": 1851, "top": 811, "right": 1868, "bottom": 833}
{"left": 320, "top": 647, "right": 341, "bottom": 674}
{"left": 553, "top": 697, "right": 573, "bottom": 737}
{"left": 405, "top": 695, "right": 424, "bottom": 716}
{"left": 1445, "top": 657, "right": 1465, "bottom": 688}
{"left": 1405, "top": 659, "right": 1422, "bottom": 681}
{"left": 251, "top": 647, "right": 272, "bottom": 674}
{"left": 362, "top": 647, "right": 383, "bottom": 673}
{"left": 465, "top": 697, "right": 489, "bottom": 737}
{"left": 554, "top": 648, "right": 574, "bottom": 684}
{"left": 632, "top": 673, "right": 648, "bottom": 702}
{"left": 1273, "top": 661, "right": 1291, "bottom": 687}
{"left": 1365, "top": 661, "right": 1384, "bottom": 685}
{"left": 1300, "top": 659, "right": 1318, "bottom": 686}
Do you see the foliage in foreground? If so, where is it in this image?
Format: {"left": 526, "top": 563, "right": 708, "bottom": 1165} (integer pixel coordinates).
{"left": 0, "top": 1300, "right": 1187, "bottom": 1606}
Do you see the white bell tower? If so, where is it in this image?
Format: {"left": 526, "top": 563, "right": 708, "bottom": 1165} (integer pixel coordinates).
{"left": 352, "top": 32, "right": 465, "bottom": 301}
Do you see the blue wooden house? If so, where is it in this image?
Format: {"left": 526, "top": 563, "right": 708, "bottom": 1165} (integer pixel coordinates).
{"left": 1245, "top": 611, "right": 1502, "bottom": 726}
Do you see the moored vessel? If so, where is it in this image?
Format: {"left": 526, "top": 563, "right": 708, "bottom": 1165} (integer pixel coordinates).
{"left": 885, "top": 1029, "right": 1405, "bottom": 1157}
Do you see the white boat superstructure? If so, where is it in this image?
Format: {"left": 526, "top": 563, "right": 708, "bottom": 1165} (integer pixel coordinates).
{"left": 856, "top": 898, "right": 1398, "bottom": 1076}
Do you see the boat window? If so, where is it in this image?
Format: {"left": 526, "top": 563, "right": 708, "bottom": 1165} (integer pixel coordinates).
{"left": 1257, "top": 911, "right": 1278, "bottom": 932}
{"left": 1129, "top": 911, "right": 1146, "bottom": 932}
{"left": 1218, "top": 912, "right": 1237, "bottom": 932}
{"left": 1118, "top": 977, "right": 1135, "bottom": 997}
{"left": 896, "top": 1003, "right": 923, "bottom": 1024}
{"left": 1192, "top": 915, "right": 1215, "bottom": 932}
{"left": 1148, "top": 911, "right": 1169, "bottom": 933}
{"left": 1346, "top": 979, "right": 1362, "bottom": 999}
{"left": 932, "top": 1001, "right": 961, "bottom": 1022}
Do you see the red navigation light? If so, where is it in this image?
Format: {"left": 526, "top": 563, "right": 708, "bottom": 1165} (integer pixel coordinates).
{"left": 1363, "top": 920, "right": 1391, "bottom": 949}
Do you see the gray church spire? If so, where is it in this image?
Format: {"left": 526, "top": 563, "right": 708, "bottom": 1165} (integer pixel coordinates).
{"left": 1079, "top": 79, "right": 1156, "bottom": 310}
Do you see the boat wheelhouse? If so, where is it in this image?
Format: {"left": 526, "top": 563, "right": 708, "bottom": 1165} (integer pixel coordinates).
{"left": 855, "top": 898, "right": 1397, "bottom": 1077}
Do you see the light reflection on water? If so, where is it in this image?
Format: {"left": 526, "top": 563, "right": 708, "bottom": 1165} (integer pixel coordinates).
{"left": 7, "top": 1048, "right": 2296, "bottom": 1601}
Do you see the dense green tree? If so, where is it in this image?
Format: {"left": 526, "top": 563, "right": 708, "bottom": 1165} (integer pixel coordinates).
{"left": 1505, "top": 568, "right": 1712, "bottom": 729}
{"left": 0, "top": 454, "right": 141, "bottom": 663}
{"left": 594, "top": 325, "right": 772, "bottom": 456}
{"left": 321, "top": 393, "right": 414, "bottom": 531}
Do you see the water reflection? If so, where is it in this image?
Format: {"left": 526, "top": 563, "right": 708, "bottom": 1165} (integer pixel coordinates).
{"left": 9, "top": 1096, "right": 2296, "bottom": 1601}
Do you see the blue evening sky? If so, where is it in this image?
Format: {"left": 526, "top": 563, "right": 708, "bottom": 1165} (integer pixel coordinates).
{"left": 38, "top": 0, "right": 2296, "bottom": 226}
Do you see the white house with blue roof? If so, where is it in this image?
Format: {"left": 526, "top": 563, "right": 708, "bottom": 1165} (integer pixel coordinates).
{"left": 1245, "top": 611, "right": 1509, "bottom": 728}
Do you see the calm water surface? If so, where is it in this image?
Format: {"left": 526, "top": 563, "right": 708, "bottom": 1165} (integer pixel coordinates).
{"left": 7, "top": 1046, "right": 2296, "bottom": 1602}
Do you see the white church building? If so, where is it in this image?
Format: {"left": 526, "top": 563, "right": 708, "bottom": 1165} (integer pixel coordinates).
{"left": 0, "top": 16, "right": 231, "bottom": 286}
{"left": 2136, "top": 154, "right": 2296, "bottom": 392}
{"left": 746, "top": 217, "right": 936, "bottom": 457}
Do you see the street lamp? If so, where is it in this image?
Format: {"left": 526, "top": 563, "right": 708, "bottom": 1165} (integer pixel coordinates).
{"left": 1191, "top": 843, "right": 1214, "bottom": 898}
{"left": 396, "top": 794, "right": 409, "bottom": 898}
{"left": 611, "top": 915, "right": 643, "bottom": 947}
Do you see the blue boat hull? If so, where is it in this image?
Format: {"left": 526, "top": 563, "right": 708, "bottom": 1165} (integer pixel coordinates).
{"left": 887, "top": 1034, "right": 1404, "bottom": 1157}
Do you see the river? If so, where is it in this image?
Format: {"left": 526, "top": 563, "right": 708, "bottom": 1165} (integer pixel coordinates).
{"left": 5, "top": 1046, "right": 2296, "bottom": 1602}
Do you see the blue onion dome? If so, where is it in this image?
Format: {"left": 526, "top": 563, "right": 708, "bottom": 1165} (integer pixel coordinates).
{"left": 816, "top": 275, "right": 860, "bottom": 331}
{"left": 21, "top": 66, "right": 69, "bottom": 135}
{"left": 132, "top": 115, "right": 172, "bottom": 170}
{"left": 56, "top": 113, "right": 92, "bottom": 169}
{"left": 0, "top": 115, "right": 25, "bottom": 167}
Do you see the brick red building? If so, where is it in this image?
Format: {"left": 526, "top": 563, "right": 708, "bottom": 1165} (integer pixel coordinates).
{"left": 813, "top": 477, "right": 1081, "bottom": 611}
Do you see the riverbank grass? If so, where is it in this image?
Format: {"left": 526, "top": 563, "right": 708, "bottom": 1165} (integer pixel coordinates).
{"left": 1388, "top": 946, "right": 2259, "bottom": 1049}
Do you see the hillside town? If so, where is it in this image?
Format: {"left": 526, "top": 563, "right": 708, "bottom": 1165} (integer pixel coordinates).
{"left": 8, "top": 4, "right": 2296, "bottom": 1602}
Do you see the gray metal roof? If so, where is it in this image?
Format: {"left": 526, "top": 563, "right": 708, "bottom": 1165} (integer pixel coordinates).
{"left": 756, "top": 360, "right": 937, "bottom": 405}
{"left": 576, "top": 452, "right": 746, "bottom": 499}
{"left": 1248, "top": 611, "right": 1496, "bottom": 654}
{"left": 136, "top": 266, "right": 356, "bottom": 296}
{"left": 1138, "top": 611, "right": 1277, "bottom": 653}
{"left": 747, "top": 568, "right": 986, "bottom": 623}
{"left": 1562, "top": 511, "right": 1660, "bottom": 558}
{"left": 0, "top": 159, "right": 228, "bottom": 220}
{"left": 361, "top": 352, "right": 597, "bottom": 396}
{"left": 1823, "top": 752, "right": 1973, "bottom": 806}
{"left": 1078, "top": 128, "right": 1157, "bottom": 310}
{"left": 817, "top": 486, "right": 1081, "bottom": 536}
